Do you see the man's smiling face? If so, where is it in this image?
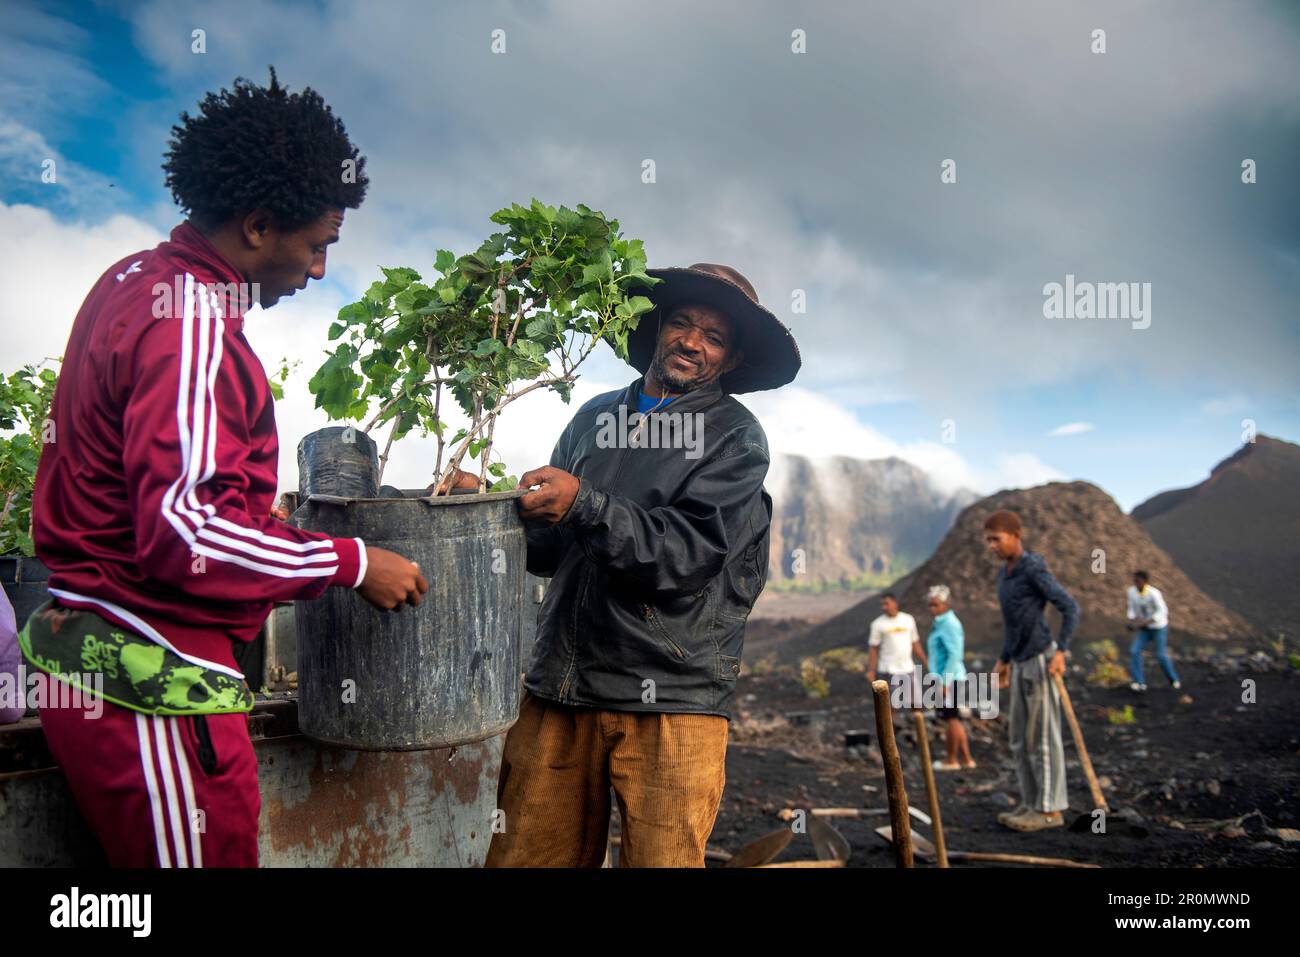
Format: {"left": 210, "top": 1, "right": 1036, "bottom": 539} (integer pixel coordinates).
{"left": 648, "top": 304, "right": 743, "bottom": 393}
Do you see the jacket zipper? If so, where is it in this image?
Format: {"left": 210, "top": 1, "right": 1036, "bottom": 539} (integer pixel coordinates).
{"left": 558, "top": 393, "right": 643, "bottom": 700}
{"left": 557, "top": 564, "right": 589, "bottom": 700}
{"left": 555, "top": 386, "right": 719, "bottom": 697}
{"left": 642, "top": 604, "right": 687, "bottom": 659}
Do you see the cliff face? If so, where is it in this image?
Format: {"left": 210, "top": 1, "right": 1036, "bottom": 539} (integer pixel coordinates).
{"left": 764, "top": 452, "right": 976, "bottom": 586}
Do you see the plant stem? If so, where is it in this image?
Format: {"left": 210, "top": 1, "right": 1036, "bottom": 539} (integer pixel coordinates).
{"left": 378, "top": 413, "right": 402, "bottom": 485}
{"left": 506, "top": 307, "right": 524, "bottom": 348}
{"left": 480, "top": 413, "right": 497, "bottom": 492}
{"left": 364, "top": 375, "right": 451, "bottom": 432}
{"left": 435, "top": 374, "right": 571, "bottom": 495}
{"left": 575, "top": 308, "right": 621, "bottom": 366}
{"left": 429, "top": 335, "right": 445, "bottom": 486}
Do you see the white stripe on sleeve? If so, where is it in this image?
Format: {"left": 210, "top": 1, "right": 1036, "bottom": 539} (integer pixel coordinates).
{"left": 157, "top": 275, "right": 342, "bottom": 579}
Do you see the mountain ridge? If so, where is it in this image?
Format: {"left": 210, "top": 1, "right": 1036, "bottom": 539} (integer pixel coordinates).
{"left": 782, "top": 479, "right": 1255, "bottom": 665}
{"left": 1131, "top": 433, "right": 1300, "bottom": 639}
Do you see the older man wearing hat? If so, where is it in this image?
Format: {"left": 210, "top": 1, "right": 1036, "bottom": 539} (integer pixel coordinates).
{"left": 484, "top": 263, "right": 800, "bottom": 867}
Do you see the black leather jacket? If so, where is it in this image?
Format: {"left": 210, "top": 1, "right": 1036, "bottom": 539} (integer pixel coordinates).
{"left": 523, "top": 376, "right": 772, "bottom": 719}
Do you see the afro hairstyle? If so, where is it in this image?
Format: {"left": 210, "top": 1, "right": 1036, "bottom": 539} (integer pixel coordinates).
{"left": 162, "top": 66, "right": 368, "bottom": 232}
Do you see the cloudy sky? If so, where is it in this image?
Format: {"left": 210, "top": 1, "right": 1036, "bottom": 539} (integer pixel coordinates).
{"left": 3, "top": 0, "right": 1297, "bottom": 511}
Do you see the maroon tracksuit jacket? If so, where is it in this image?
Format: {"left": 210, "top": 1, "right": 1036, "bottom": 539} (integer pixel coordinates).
{"left": 31, "top": 222, "right": 367, "bottom": 866}
{"left": 33, "top": 222, "right": 365, "bottom": 678}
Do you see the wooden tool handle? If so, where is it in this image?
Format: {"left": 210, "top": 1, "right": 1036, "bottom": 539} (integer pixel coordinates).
{"left": 1052, "top": 671, "right": 1109, "bottom": 814}
{"left": 912, "top": 711, "right": 948, "bottom": 868}
{"left": 950, "top": 851, "right": 1099, "bottom": 868}
{"left": 872, "top": 680, "right": 914, "bottom": 868}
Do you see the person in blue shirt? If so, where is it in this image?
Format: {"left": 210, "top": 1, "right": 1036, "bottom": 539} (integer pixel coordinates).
{"left": 925, "top": 584, "right": 974, "bottom": 770}
{"left": 984, "top": 509, "right": 1081, "bottom": 833}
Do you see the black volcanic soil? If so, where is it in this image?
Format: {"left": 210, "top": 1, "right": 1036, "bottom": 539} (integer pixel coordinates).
{"left": 707, "top": 642, "right": 1299, "bottom": 868}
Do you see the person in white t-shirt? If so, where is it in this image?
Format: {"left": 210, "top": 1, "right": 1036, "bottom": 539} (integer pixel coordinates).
{"left": 867, "top": 593, "right": 928, "bottom": 709}
{"left": 1126, "top": 570, "right": 1180, "bottom": 692}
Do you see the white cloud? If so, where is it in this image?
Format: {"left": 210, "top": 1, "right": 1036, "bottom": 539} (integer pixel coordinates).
{"left": 989, "top": 452, "right": 1066, "bottom": 491}
{"left": 1199, "top": 394, "right": 1249, "bottom": 416}
{"left": 0, "top": 198, "right": 1061, "bottom": 503}
{"left": 0, "top": 195, "right": 1052, "bottom": 506}
{"left": 112, "top": 0, "right": 1300, "bottom": 402}
{"left": 7, "top": 0, "right": 1296, "bottom": 505}
{"left": 745, "top": 386, "right": 1063, "bottom": 500}
{"left": 0, "top": 201, "right": 164, "bottom": 363}
{"left": 0, "top": 116, "right": 133, "bottom": 220}
{"left": 1047, "top": 422, "right": 1095, "bottom": 437}
{"left": 0, "top": 9, "right": 114, "bottom": 132}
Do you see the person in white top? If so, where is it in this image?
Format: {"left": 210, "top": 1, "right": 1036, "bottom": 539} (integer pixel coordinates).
{"left": 1126, "top": 570, "right": 1180, "bottom": 692}
{"left": 867, "top": 593, "right": 928, "bottom": 708}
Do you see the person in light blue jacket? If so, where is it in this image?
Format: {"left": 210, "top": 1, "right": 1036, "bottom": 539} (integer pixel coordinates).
{"left": 926, "top": 585, "right": 974, "bottom": 770}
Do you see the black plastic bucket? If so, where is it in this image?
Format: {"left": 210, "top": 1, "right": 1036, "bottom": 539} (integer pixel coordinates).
{"left": 289, "top": 428, "right": 525, "bottom": 750}
{"left": 1, "top": 555, "right": 50, "bottom": 627}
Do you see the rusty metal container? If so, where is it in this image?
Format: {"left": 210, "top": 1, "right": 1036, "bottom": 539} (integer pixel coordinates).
{"left": 289, "top": 429, "right": 525, "bottom": 750}
{"left": 1, "top": 700, "right": 506, "bottom": 866}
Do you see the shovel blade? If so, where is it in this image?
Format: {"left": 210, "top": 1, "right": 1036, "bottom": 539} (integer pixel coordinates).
{"left": 809, "top": 816, "right": 852, "bottom": 863}
{"left": 725, "top": 828, "right": 794, "bottom": 868}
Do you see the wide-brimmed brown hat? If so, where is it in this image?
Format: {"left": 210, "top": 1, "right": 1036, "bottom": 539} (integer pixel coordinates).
{"left": 625, "top": 263, "right": 801, "bottom": 394}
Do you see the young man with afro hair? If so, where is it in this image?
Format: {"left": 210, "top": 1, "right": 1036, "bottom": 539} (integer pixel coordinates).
{"left": 23, "top": 69, "right": 427, "bottom": 867}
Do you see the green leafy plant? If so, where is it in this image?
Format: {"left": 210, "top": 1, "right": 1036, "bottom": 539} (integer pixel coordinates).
{"left": 1106, "top": 704, "right": 1137, "bottom": 726}
{"left": 1084, "top": 638, "right": 1129, "bottom": 688}
{"left": 1, "top": 361, "right": 58, "bottom": 556}
{"left": 767, "top": 559, "right": 916, "bottom": 594}
{"left": 267, "top": 357, "right": 300, "bottom": 401}
{"left": 818, "top": 646, "right": 870, "bottom": 673}
{"left": 799, "top": 657, "right": 831, "bottom": 699}
{"left": 308, "top": 199, "right": 660, "bottom": 491}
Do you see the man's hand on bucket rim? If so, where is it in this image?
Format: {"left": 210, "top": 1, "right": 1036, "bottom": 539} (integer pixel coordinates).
{"left": 518, "top": 466, "right": 580, "bottom": 525}
{"left": 271, "top": 493, "right": 293, "bottom": 521}
{"left": 430, "top": 467, "right": 481, "bottom": 496}
{"left": 359, "top": 547, "right": 429, "bottom": 610}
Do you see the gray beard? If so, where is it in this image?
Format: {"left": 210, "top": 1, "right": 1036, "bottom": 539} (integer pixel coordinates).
{"left": 649, "top": 351, "right": 710, "bottom": 393}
